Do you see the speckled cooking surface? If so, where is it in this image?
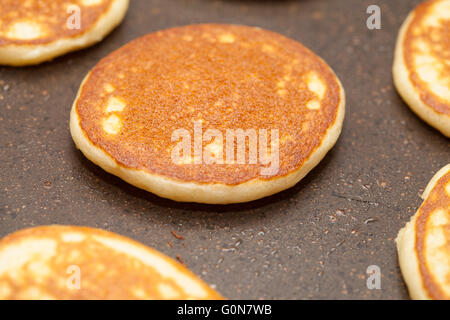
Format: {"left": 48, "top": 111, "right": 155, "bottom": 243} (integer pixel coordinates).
{"left": 0, "top": 0, "right": 449, "bottom": 300}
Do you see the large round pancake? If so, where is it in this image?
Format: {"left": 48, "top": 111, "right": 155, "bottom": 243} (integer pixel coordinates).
{"left": 0, "top": 0, "right": 129, "bottom": 66}
{"left": 393, "top": 0, "right": 450, "bottom": 137}
{"left": 70, "top": 24, "right": 345, "bottom": 204}
{"left": 0, "top": 225, "right": 222, "bottom": 300}
{"left": 396, "top": 164, "right": 450, "bottom": 299}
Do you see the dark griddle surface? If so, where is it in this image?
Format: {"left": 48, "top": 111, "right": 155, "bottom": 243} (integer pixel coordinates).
{"left": 0, "top": 0, "right": 449, "bottom": 299}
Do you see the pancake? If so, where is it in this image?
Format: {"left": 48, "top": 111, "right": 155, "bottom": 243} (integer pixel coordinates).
{"left": 70, "top": 24, "right": 345, "bottom": 204}
{"left": 0, "top": 225, "right": 222, "bottom": 300}
{"left": 396, "top": 164, "right": 450, "bottom": 299}
{"left": 393, "top": 0, "right": 450, "bottom": 137}
{"left": 0, "top": 0, "right": 129, "bottom": 66}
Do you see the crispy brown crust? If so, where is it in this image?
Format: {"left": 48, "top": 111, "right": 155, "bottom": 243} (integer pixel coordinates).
{"left": 415, "top": 170, "right": 450, "bottom": 300}
{"left": 0, "top": 0, "right": 113, "bottom": 45}
{"left": 0, "top": 225, "right": 223, "bottom": 300}
{"left": 75, "top": 24, "right": 342, "bottom": 185}
{"left": 402, "top": 0, "right": 450, "bottom": 115}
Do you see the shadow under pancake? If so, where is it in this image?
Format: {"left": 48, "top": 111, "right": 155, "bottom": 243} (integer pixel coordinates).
{"left": 72, "top": 143, "right": 336, "bottom": 215}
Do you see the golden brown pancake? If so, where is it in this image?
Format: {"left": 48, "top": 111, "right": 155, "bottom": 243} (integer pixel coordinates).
{"left": 0, "top": 225, "right": 222, "bottom": 300}
{"left": 0, "top": 0, "right": 129, "bottom": 66}
{"left": 396, "top": 164, "right": 450, "bottom": 299}
{"left": 393, "top": 0, "right": 450, "bottom": 137}
{"left": 70, "top": 24, "right": 345, "bottom": 204}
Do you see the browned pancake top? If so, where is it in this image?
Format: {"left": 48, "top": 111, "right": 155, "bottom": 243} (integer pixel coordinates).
{"left": 403, "top": 0, "right": 450, "bottom": 115}
{"left": 0, "top": 226, "right": 222, "bottom": 300}
{"left": 0, "top": 0, "right": 113, "bottom": 45}
{"left": 76, "top": 24, "right": 342, "bottom": 185}
{"left": 415, "top": 168, "right": 450, "bottom": 299}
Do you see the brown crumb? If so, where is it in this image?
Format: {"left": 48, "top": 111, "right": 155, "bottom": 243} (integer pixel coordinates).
{"left": 171, "top": 230, "right": 184, "bottom": 240}
{"left": 167, "top": 241, "right": 173, "bottom": 248}
{"left": 176, "top": 255, "right": 185, "bottom": 265}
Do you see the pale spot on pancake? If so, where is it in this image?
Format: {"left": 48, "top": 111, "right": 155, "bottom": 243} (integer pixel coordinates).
{"left": 262, "top": 44, "right": 275, "bottom": 53}
{"left": 175, "top": 155, "right": 194, "bottom": 165}
{"left": 302, "top": 122, "right": 310, "bottom": 132}
{"left": 27, "top": 261, "right": 52, "bottom": 281}
{"left": 201, "top": 33, "right": 216, "bottom": 43}
{"left": 277, "top": 80, "right": 285, "bottom": 89}
{"left": 414, "top": 39, "right": 430, "bottom": 53}
{"left": 183, "top": 35, "right": 193, "bottom": 41}
{"left": 218, "top": 33, "right": 235, "bottom": 43}
{"left": 414, "top": 53, "right": 436, "bottom": 65}
{"left": 95, "top": 263, "right": 106, "bottom": 272}
{"left": 204, "top": 139, "right": 223, "bottom": 159}
{"left": 280, "top": 135, "right": 292, "bottom": 144}
{"left": 61, "top": 232, "right": 85, "bottom": 243}
{"left": 158, "top": 283, "right": 180, "bottom": 299}
{"left": 5, "top": 20, "right": 47, "bottom": 40}
{"left": 0, "top": 283, "right": 11, "bottom": 298}
{"left": 131, "top": 287, "right": 147, "bottom": 299}
{"left": 445, "top": 182, "right": 450, "bottom": 196}
{"left": 67, "top": 249, "right": 81, "bottom": 261}
{"left": 307, "top": 72, "right": 326, "bottom": 100}
{"left": 80, "top": 0, "right": 104, "bottom": 6}
{"left": 102, "top": 114, "right": 122, "bottom": 135}
{"left": 105, "top": 97, "right": 126, "bottom": 113}
{"left": 16, "top": 287, "right": 55, "bottom": 300}
{"left": 104, "top": 83, "right": 115, "bottom": 94}
{"left": 0, "top": 239, "right": 56, "bottom": 276}
{"left": 307, "top": 100, "right": 321, "bottom": 110}
{"left": 277, "top": 89, "right": 287, "bottom": 96}
{"left": 23, "top": 0, "right": 33, "bottom": 8}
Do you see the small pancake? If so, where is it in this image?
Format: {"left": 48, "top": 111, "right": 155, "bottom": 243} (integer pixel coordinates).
{"left": 393, "top": 0, "right": 450, "bottom": 137}
{"left": 0, "top": 0, "right": 129, "bottom": 66}
{"left": 396, "top": 164, "right": 450, "bottom": 299}
{"left": 70, "top": 24, "right": 345, "bottom": 204}
{"left": 0, "top": 225, "right": 222, "bottom": 300}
